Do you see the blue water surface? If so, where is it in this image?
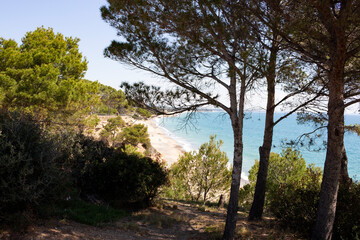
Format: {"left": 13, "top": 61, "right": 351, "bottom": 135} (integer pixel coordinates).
{"left": 157, "top": 112, "right": 360, "bottom": 179}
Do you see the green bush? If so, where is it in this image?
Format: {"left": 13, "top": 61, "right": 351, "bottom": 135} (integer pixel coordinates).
{"left": 136, "top": 108, "right": 152, "bottom": 118}
{"left": 122, "top": 144, "right": 145, "bottom": 158}
{"left": 248, "top": 148, "right": 322, "bottom": 236}
{"left": 164, "top": 135, "right": 231, "bottom": 202}
{"left": 119, "top": 124, "right": 150, "bottom": 148}
{"left": 58, "top": 133, "right": 167, "bottom": 208}
{"left": 333, "top": 182, "right": 360, "bottom": 240}
{"left": 82, "top": 114, "right": 100, "bottom": 128}
{"left": 248, "top": 148, "right": 322, "bottom": 206}
{"left": 57, "top": 133, "right": 115, "bottom": 190}
{"left": 100, "top": 116, "right": 125, "bottom": 146}
{"left": 80, "top": 151, "right": 168, "bottom": 208}
{"left": 248, "top": 148, "right": 359, "bottom": 239}
{"left": 268, "top": 180, "right": 320, "bottom": 236}
{"left": 0, "top": 112, "right": 65, "bottom": 224}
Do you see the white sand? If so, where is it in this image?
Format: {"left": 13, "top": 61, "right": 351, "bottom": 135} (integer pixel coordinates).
{"left": 141, "top": 116, "right": 249, "bottom": 186}
{"left": 98, "top": 115, "right": 249, "bottom": 186}
{"left": 122, "top": 116, "right": 185, "bottom": 167}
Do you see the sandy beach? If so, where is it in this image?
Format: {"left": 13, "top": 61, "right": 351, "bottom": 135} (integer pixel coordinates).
{"left": 115, "top": 115, "right": 186, "bottom": 167}
{"left": 136, "top": 116, "right": 248, "bottom": 186}
{"left": 98, "top": 115, "right": 248, "bottom": 186}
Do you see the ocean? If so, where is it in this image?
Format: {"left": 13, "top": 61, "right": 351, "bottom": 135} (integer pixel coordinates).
{"left": 155, "top": 111, "right": 360, "bottom": 180}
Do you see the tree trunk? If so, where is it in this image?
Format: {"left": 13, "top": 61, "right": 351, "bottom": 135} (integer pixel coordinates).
{"left": 218, "top": 194, "right": 225, "bottom": 208}
{"left": 223, "top": 125, "right": 244, "bottom": 240}
{"left": 312, "top": 40, "right": 345, "bottom": 240}
{"left": 223, "top": 70, "right": 246, "bottom": 240}
{"left": 248, "top": 33, "right": 278, "bottom": 221}
{"left": 203, "top": 190, "right": 207, "bottom": 203}
{"left": 339, "top": 143, "right": 351, "bottom": 185}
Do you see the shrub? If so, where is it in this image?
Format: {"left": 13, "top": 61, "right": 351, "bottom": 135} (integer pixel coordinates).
{"left": 136, "top": 108, "right": 152, "bottom": 118}
{"left": 59, "top": 133, "right": 167, "bottom": 208}
{"left": 122, "top": 144, "right": 145, "bottom": 158}
{"left": 268, "top": 179, "right": 320, "bottom": 236}
{"left": 165, "top": 135, "right": 231, "bottom": 202}
{"left": 0, "top": 112, "right": 65, "bottom": 225}
{"left": 333, "top": 182, "right": 360, "bottom": 240}
{"left": 55, "top": 199, "right": 126, "bottom": 226}
{"left": 100, "top": 116, "right": 125, "bottom": 146}
{"left": 248, "top": 148, "right": 322, "bottom": 206}
{"left": 119, "top": 124, "right": 150, "bottom": 148}
{"left": 81, "top": 114, "right": 100, "bottom": 130}
{"left": 248, "top": 148, "right": 360, "bottom": 239}
{"left": 57, "top": 133, "right": 115, "bottom": 191}
{"left": 80, "top": 151, "right": 168, "bottom": 208}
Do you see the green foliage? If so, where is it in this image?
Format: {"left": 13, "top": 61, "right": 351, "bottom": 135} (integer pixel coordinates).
{"left": 58, "top": 133, "right": 167, "bottom": 208}
{"left": 0, "top": 27, "right": 97, "bottom": 120}
{"left": 81, "top": 114, "right": 100, "bottom": 133}
{"left": 238, "top": 184, "right": 253, "bottom": 211}
{"left": 122, "top": 144, "right": 145, "bottom": 158}
{"left": 345, "top": 124, "right": 360, "bottom": 136}
{"left": 165, "top": 135, "right": 231, "bottom": 202}
{"left": 0, "top": 112, "right": 65, "bottom": 225}
{"left": 333, "top": 182, "right": 360, "bottom": 240}
{"left": 249, "top": 148, "right": 307, "bottom": 187}
{"left": 247, "top": 148, "right": 360, "bottom": 239}
{"left": 80, "top": 151, "right": 168, "bottom": 208}
{"left": 99, "top": 85, "right": 127, "bottom": 115}
{"left": 248, "top": 148, "right": 321, "bottom": 205}
{"left": 100, "top": 116, "right": 125, "bottom": 146}
{"left": 246, "top": 148, "right": 322, "bottom": 236}
{"left": 119, "top": 123, "right": 150, "bottom": 147}
{"left": 136, "top": 107, "right": 152, "bottom": 118}
{"left": 267, "top": 173, "right": 360, "bottom": 239}
{"left": 55, "top": 199, "right": 126, "bottom": 226}
{"left": 268, "top": 168, "right": 321, "bottom": 237}
{"left": 97, "top": 103, "right": 118, "bottom": 115}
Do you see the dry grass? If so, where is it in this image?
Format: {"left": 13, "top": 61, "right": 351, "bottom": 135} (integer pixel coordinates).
{"left": 15, "top": 199, "right": 304, "bottom": 240}
{"left": 132, "top": 210, "right": 191, "bottom": 229}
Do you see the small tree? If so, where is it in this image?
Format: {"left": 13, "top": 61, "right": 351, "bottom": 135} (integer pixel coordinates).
{"left": 0, "top": 27, "right": 94, "bottom": 121}
{"left": 99, "top": 85, "right": 127, "bottom": 115}
{"left": 249, "top": 148, "right": 322, "bottom": 199}
{"left": 167, "top": 136, "right": 231, "bottom": 203}
{"left": 119, "top": 123, "right": 150, "bottom": 148}
{"left": 100, "top": 116, "right": 125, "bottom": 146}
{"left": 248, "top": 148, "right": 322, "bottom": 236}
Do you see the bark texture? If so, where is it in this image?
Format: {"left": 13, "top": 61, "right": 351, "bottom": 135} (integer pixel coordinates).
{"left": 312, "top": 26, "right": 346, "bottom": 239}
{"left": 248, "top": 34, "right": 278, "bottom": 220}
{"left": 223, "top": 69, "right": 246, "bottom": 240}
{"left": 339, "top": 144, "right": 351, "bottom": 185}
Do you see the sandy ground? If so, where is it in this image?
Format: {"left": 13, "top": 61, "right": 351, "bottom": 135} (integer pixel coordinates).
{"left": 144, "top": 117, "right": 185, "bottom": 167}
{"left": 5, "top": 200, "right": 302, "bottom": 240}
{"left": 118, "top": 116, "right": 185, "bottom": 167}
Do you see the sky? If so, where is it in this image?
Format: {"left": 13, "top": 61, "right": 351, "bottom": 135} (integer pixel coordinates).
{"left": 1, "top": 1, "right": 358, "bottom": 113}
{"left": 0, "top": 0, "right": 269, "bottom": 110}
{"left": 0, "top": 0, "right": 155, "bottom": 90}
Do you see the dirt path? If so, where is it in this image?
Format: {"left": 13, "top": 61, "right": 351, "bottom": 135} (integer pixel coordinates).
{"left": 3, "top": 200, "right": 302, "bottom": 240}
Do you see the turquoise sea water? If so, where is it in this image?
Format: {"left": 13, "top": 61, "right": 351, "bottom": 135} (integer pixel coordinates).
{"left": 155, "top": 112, "right": 360, "bottom": 179}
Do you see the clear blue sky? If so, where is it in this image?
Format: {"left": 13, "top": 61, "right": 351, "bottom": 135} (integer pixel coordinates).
{"left": 0, "top": 0, "right": 155, "bottom": 89}
{"left": 1, "top": 1, "right": 358, "bottom": 113}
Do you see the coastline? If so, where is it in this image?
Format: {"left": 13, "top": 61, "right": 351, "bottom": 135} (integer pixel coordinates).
{"left": 146, "top": 117, "right": 186, "bottom": 167}
{"left": 96, "top": 114, "right": 250, "bottom": 186}
{"left": 120, "top": 115, "right": 186, "bottom": 167}
{"left": 143, "top": 116, "right": 250, "bottom": 186}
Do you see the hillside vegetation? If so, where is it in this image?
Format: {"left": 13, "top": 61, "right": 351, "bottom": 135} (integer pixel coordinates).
{"left": 1, "top": 27, "right": 359, "bottom": 240}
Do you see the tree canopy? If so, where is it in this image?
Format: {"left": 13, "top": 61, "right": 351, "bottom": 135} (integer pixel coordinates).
{"left": 0, "top": 27, "right": 97, "bottom": 121}
{"left": 166, "top": 135, "right": 231, "bottom": 203}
